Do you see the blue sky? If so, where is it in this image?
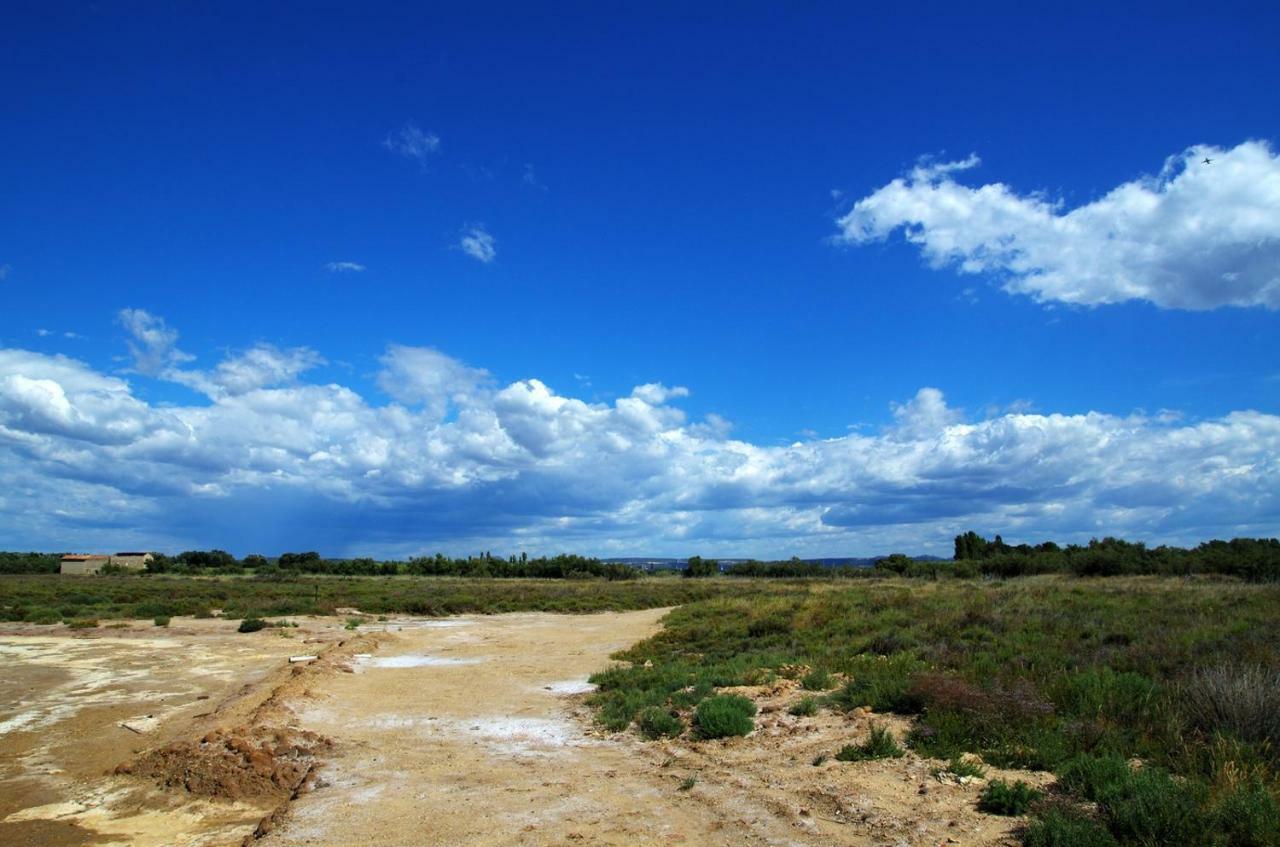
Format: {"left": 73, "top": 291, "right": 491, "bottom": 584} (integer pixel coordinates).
{"left": 2, "top": 2, "right": 1278, "bottom": 557}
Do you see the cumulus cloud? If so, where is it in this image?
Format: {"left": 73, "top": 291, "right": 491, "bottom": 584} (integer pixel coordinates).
{"left": 172, "top": 344, "right": 326, "bottom": 399}
{"left": 325, "top": 261, "right": 366, "bottom": 273}
{"left": 0, "top": 321, "right": 1276, "bottom": 555}
{"left": 458, "top": 224, "right": 497, "bottom": 263}
{"left": 383, "top": 122, "right": 441, "bottom": 165}
{"left": 836, "top": 141, "right": 1280, "bottom": 310}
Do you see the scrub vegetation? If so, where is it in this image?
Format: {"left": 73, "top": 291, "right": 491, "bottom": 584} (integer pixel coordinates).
{"left": 587, "top": 576, "right": 1280, "bottom": 846}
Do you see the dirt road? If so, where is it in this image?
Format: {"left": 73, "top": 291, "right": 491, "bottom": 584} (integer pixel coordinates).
{"left": 3, "top": 610, "right": 1044, "bottom": 847}
{"left": 261, "top": 610, "right": 1041, "bottom": 847}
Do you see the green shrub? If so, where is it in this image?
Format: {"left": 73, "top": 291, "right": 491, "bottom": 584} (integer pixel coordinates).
{"left": 1056, "top": 754, "right": 1133, "bottom": 802}
{"left": 933, "top": 755, "right": 985, "bottom": 779}
{"left": 66, "top": 618, "right": 98, "bottom": 629}
{"left": 238, "top": 617, "right": 268, "bottom": 633}
{"left": 789, "top": 696, "right": 819, "bottom": 717}
{"left": 801, "top": 668, "right": 834, "bottom": 691}
{"left": 978, "top": 779, "right": 1042, "bottom": 815}
{"left": 153, "top": 615, "right": 170, "bottom": 627}
{"left": 345, "top": 616, "right": 364, "bottom": 630}
{"left": 1182, "top": 664, "right": 1280, "bottom": 749}
{"left": 693, "top": 694, "right": 756, "bottom": 739}
{"left": 1023, "top": 808, "right": 1119, "bottom": 847}
{"left": 835, "top": 723, "right": 905, "bottom": 761}
{"left": 826, "top": 654, "right": 926, "bottom": 713}
{"left": 637, "top": 707, "right": 684, "bottom": 739}
{"left": 1102, "top": 767, "right": 1204, "bottom": 845}
{"left": 1210, "top": 778, "right": 1280, "bottom": 847}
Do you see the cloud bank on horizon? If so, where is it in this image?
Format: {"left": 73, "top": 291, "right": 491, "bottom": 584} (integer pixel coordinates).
{"left": 0, "top": 309, "right": 1275, "bottom": 557}
{"left": 836, "top": 140, "right": 1280, "bottom": 310}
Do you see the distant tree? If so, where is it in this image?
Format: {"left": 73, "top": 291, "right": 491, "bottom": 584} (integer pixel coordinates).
{"left": 684, "top": 556, "right": 719, "bottom": 578}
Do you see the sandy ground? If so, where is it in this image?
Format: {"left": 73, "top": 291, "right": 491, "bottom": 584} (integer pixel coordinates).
{"left": 261, "top": 610, "right": 1048, "bottom": 847}
{"left": 3, "top": 610, "right": 1050, "bottom": 847}
{"left": 0, "top": 616, "right": 352, "bottom": 847}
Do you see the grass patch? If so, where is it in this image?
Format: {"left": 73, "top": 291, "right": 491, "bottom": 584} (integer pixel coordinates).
{"left": 693, "top": 694, "right": 756, "bottom": 739}
{"left": 636, "top": 707, "right": 684, "bottom": 739}
{"left": 800, "top": 668, "right": 834, "bottom": 691}
{"left": 835, "top": 723, "right": 905, "bottom": 761}
{"left": 788, "top": 696, "right": 819, "bottom": 717}
{"left": 237, "top": 617, "right": 268, "bottom": 633}
{"left": 978, "top": 779, "right": 1042, "bottom": 815}
{"left": 932, "top": 755, "right": 986, "bottom": 780}
{"left": 1023, "top": 807, "right": 1119, "bottom": 847}
{"left": 66, "top": 618, "right": 98, "bottom": 629}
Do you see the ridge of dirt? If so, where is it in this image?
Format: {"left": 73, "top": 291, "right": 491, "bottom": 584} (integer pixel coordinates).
{"left": 112, "top": 633, "right": 381, "bottom": 835}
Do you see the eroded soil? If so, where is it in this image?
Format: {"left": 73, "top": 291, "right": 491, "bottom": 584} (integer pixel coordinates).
{"left": 0, "top": 617, "right": 353, "bottom": 847}
{"left": 261, "top": 610, "right": 1048, "bottom": 847}
{"left": 3, "top": 610, "right": 1049, "bottom": 847}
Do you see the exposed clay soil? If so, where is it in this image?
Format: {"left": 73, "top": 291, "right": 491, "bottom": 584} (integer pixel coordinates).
{"left": 4, "top": 610, "right": 1052, "bottom": 847}
{"left": 258, "top": 610, "right": 1051, "bottom": 847}
{"left": 0, "top": 616, "right": 356, "bottom": 846}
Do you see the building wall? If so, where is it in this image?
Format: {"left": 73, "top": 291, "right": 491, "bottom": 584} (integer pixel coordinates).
{"left": 60, "top": 558, "right": 109, "bottom": 575}
{"left": 109, "top": 554, "right": 152, "bottom": 571}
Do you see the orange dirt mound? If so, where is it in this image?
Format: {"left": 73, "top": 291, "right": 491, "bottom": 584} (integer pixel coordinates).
{"left": 118, "top": 727, "right": 332, "bottom": 802}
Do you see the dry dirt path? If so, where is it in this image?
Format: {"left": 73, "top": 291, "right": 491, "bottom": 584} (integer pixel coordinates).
{"left": 261, "top": 609, "right": 817, "bottom": 847}
{"left": 262, "top": 611, "right": 1042, "bottom": 847}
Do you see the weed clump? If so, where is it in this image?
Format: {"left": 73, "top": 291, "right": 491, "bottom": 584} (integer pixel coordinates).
{"left": 153, "top": 615, "right": 170, "bottom": 627}
{"left": 835, "top": 723, "right": 905, "bottom": 761}
{"left": 693, "top": 694, "right": 756, "bottom": 739}
{"left": 1023, "top": 807, "right": 1118, "bottom": 847}
{"left": 978, "top": 779, "right": 1042, "bottom": 815}
{"left": 637, "top": 707, "right": 684, "bottom": 739}
{"left": 66, "top": 618, "right": 98, "bottom": 629}
{"left": 801, "top": 668, "right": 834, "bottom": 691}
{"left": 932, "top": 755, "right": 985, "bottom": 780}
{"left": 237, "top": 618, "right": 268, "bottom": 633}
{"left": 789, "top": 696, "right": 819, "bottom": 717}
{"left": 1181, "top": 664, "right": 1280, "bottom": 749}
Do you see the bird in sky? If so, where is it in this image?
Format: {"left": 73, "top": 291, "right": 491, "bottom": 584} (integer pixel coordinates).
{"left": 1203, "top": 157, "right": 1213, "bottom": 164}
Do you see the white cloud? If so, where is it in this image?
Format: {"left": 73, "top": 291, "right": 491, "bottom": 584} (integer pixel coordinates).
{"left": 836, "top": 141, "right": 1280, "bottom": 310}
{"left": 325, "top": 261, "right": 366, "bottom": 273}
{"left": 383, "top": 122, "right": 441, "bottom": 166}
{"left": 458, "top": 225, "right": 497, "bottom": 263}
{"left": 118, "top": 308, "right": 193, "bottom": 375}
{"left": 172, "top": 344, "right": 326, "bottom": 399}
{"left": 0, "top": 321, "right": 1276, "bottom": 555}
{"left": 0, "top": 264, "right": 10, "bottom": 280}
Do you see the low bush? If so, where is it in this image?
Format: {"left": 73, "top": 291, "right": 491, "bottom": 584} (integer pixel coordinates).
{"left": 826, "top": 654, "right": 927, "bottom": 713}
{"left": 800, "top": 668, "right": 834, "bottom": 691}
{"left": 1181, "top": 664, "right": 1280, "bottom": 750}
{"left": 66, "top": 618, "right": 98, "bottom": 629}
{"left": 789, "top": 696, "right": 819, "bottom": 717}
{"left": 153, "top": 615, "right": 170, "bottom": 627}
{"left": 835, "top": 723, "right": 905, "bottom": 761}
{"left": 1210, "top": 777, "right": 1280, "bottom": 847}
{"left": 693, "top": 694, "right": 756, "bottom": 739}
{"left": 978, "top": 779, "right": 1042, "bottom": 815}
{"left": 637, "top": 706, "right": 684, "bottom": 739}
{"left": 1023, "top": 807, "right": 1119, "bottom": 847}
{"left": 1055, "top": 754, "right": 1133, "bottom": 802}
{"left": 1102, "top": 767, "right": 1204, "bottom": 845}
{"left": 933, "top": 755, "right": 985, "bottom": 779}
{"left": 237, "top": 617, "right": 268, "bottom": 633}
